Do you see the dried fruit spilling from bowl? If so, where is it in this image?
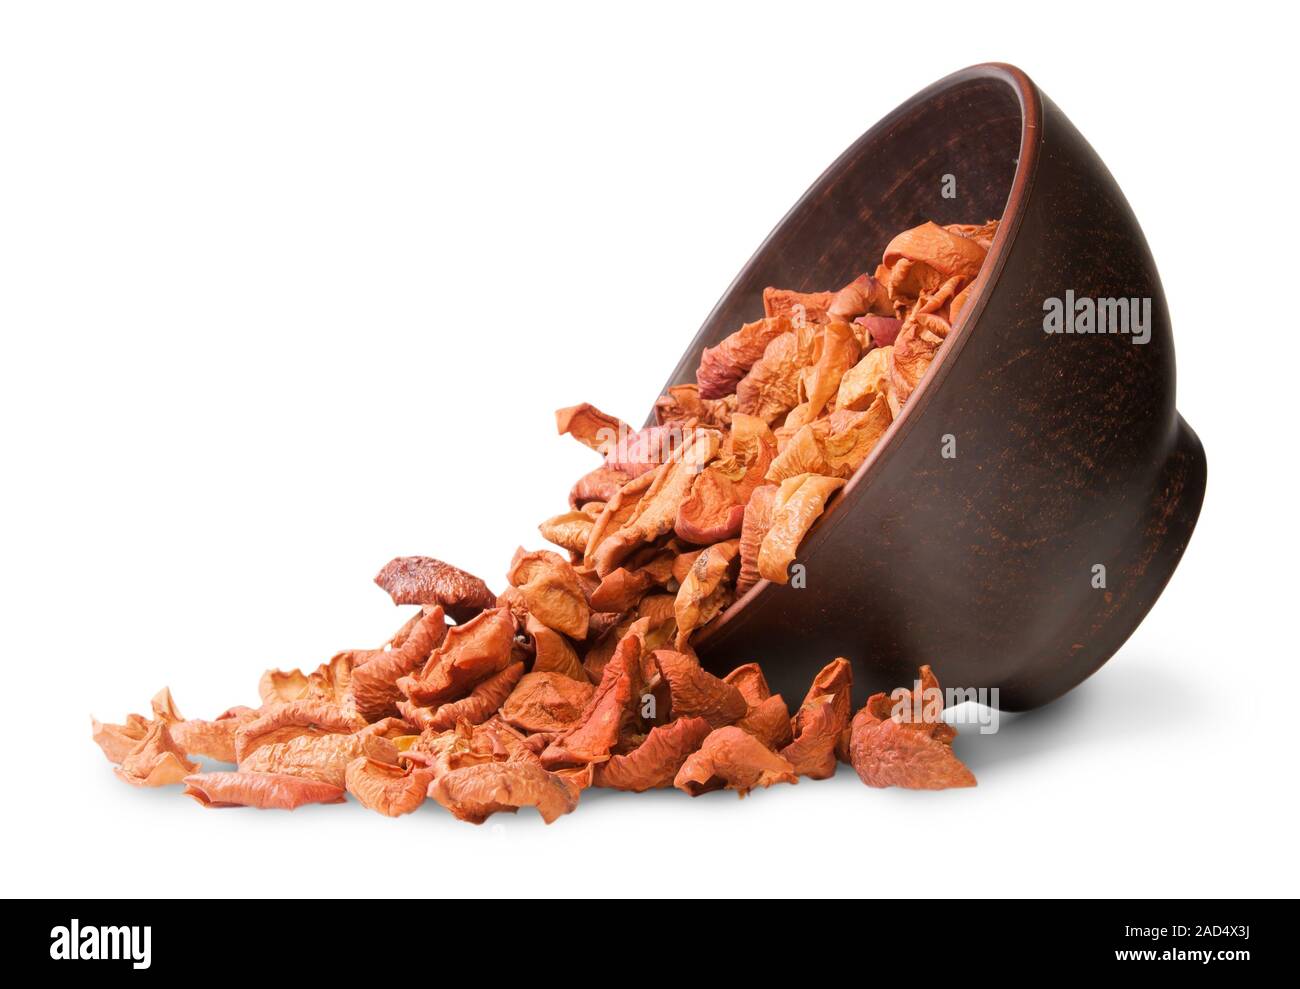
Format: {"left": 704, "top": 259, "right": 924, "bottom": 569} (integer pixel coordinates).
{"left": 93, "top": 218, "right": 997, "bottom": 822}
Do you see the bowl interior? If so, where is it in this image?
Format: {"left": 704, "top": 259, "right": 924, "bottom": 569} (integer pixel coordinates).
{"left": 651, "top": 69, "right": 1031, "bottom": 642}
{"left": 654, "top": 70, "right": 1026, "bottom": 399}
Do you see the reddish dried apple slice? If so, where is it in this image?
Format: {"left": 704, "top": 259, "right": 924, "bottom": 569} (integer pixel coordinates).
{"left": 397, "top": 607, "right": 515, "bottom": 708}
{"left": 848, "top": 665, "right": 976, "bottom": 790}
{"left": 507, "top": 548, "right": 591, "bottom": 640}
{"left": 762, "top": 287, "right": 834, "bottom": 325}
{"left": 675, "top": 414, "right": 776, "bottom": 544}
{"left": 555, "top": 402, "right": 629, "bottom": 456}
{"left": 756, "top": 473, "right": 845, "bottom": 584}
{"left": 696, "top": 315, "right": 790, "bottom": 399}
{"left": 652, "top": 649, "right": 747, "bottom": 728}
{"left": 351, "top": 605, "right": 448, "bottom": 722}
{"left": 672, "top": 540, "right": 739, "bottom": 647}
{"left": 500, "top": 670, "right": 596, "bottom": 734}
{"left": 346, "top": 755, "right": 436, "bottom": 817}
{"left": 594, "top": 716, "right": 712, "bottom": 791}
{"left": 779, "top": 658, "right": 852, "bottom": 779}
{"left": 674, "top": 726, "right": 797, "bottom": 796}
{"left": 182, "top": 771, "right": 347, "bottom": 810}
{"left": 373, "top": 556, "right": 496, "bottom": 623}
{"left": 428, "top": 754, "right": 579, "bottom": 825}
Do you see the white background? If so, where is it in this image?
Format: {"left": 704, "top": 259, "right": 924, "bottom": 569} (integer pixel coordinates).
{"left": 2, "top": 1, "right": 1295, "bottom": 898}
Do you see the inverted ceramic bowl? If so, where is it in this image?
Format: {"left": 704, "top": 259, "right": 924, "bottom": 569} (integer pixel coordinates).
{"left": 655, "top": 63, "right": 1206, "bottom": 711}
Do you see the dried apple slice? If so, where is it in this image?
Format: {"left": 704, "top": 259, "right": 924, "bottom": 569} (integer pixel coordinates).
{"left": 594, "top": 716, "right": 712, "bottom": 791}
{"left": 590, "top": 428, "right": 722, "bottom": 577}
{"left": 672, "top": 540, "right": 739, "bottom": 647}
{"left": 696, "top": 315, "right": 790, "bottom": 399}
{"left": 555, "top": 402, "right": 629, "bottom": 456}
{"left": 541, "top": 621, "right": 646, "bottom": 769}
{"left": 428, "top": 753, "right": 579, "bottom": 825}
{"left": 500, "top": 670, "right": 596, "bottom": 734}
{"left": 351, "top": 605, "right": 448, "bottom": 722}
{"left": 848, "top": 665, "right": 975, "bottom": 790}
{"left": 782, "top": 320, "right": 860, "bottom": 431}
{"left": 674, "top": 414, "right": 775, "bottom": 544}
{"left": 373, "top": 556, "right": 496, "bottom": 623}
{"left": 762, "top": 287, "right": 834, "bottom": 325}
{"left": 345, "top": 755, "right": 435, "bottom": 817}
{"left": 113, "top": 721, "right": 198, "bottom": 787}
{"left": 779, "top": 657, "right": 852, "bottom": 779}
{"left": 674, "top": 726, "right": 797, "bottom": 796}
{"left": 836, "top": 345, "right": 893, "bottom": 411}
{"left": 507, "top": 548, "right": 590, "bottom": 639}
{"left": 766, "top": 395, "right": 891, "bottom": 484}
{"left": 410, "top": 661, "right": 525, "bottom": 733}
{"left": 652, "top": 649, "right": 747, "bottom": 728}
{"left": 883, "top": 220, "right": 988, "bottom": 284}
{"left": 182, "top": 771, "right": 346, "bottom": 810}
{"left": 756, "top": 473, "right": 846, "bottom": 584}
{"left": 397, "top": 607, "right": 515, "bottom": 708}
{"left": 735, "top": 321, "right": 821, "bottom": 424}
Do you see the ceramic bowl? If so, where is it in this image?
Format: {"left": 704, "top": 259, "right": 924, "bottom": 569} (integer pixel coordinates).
{"left": 654, "top": 63, "right": 1206, "bottom": 710}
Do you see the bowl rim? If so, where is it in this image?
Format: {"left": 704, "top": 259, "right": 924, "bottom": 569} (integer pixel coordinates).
{"left": 694, "top": 61, "right": 1044, "bottom": 646}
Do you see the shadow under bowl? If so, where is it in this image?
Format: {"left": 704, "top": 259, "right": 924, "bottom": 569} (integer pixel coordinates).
{"left": 655, "top": 63, "right": 1206, "bottom": 712}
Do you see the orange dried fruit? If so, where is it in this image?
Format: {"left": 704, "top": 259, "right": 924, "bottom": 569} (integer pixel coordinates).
{"left": 835, "top": 345, "right": 894, "bottom": 412}
{"left": 652, "top": 649, "right": 747, "bottom": 728}
{"left": 672, "top": 539, "right": 740, "bottom": 648}
{"left": 735, "top": 483, "right": 778, "bottom": 595}
{"left": 373, "top": 556, "right": 496, "bottom": 623}
{"left": 182, "top": 771, "right": 347, "bottom": 810}
{"left": 594, "top": 716, "right": 712, "bottom": 791}
{"left": 541, "top": 621, "right": 646, "bottom": 769}
{"left": 350, "top": 605, "right": 448, "bottom": 722}
{"left": 411, "top": 661, "right": 526, "bottom": 733}
{"left": 762, "top": 287, "right": 834, "bottom": 325}
{"left": 538, "top": 509, "right": 597, "bottom": 554}
{"left": 782, "top": 320, "right": 861, "bottom": 432}
{"left": 779, "top": 657, "right": 852, "bottom": 779}
{"left": 737, "top": 693, "right": 794, "bottom": 750}
{"left": 766, "top": 395, "right": 892, "bottom": 484}
{"left": 828, "top": 273, "right": 892, "bottom": 321}
{"left": 735, "top": 322, "right": 820, "bottom": 424}
{"left": 569, "top": 465, "right": 632, "bottom": 508}
{"left": 674, "top": 413, "right": 776, "bottom": 544}
{"left": 674, "top": 726, "right": 798, "bottom": 796}
{"left": 397, "top": 606, "right": 515, "bottom": 708}
{"left": 346, "top": 755, "right": 436, "bottom": 817}
{"left": 589, "top": 428, "right": 722, "bottom": 576}
{"left": 428, "top": 752, "right": 579, "bottom": 825}
{"left": 882, "top": 220, "right": 988, "bottom": 286}
{"left": 239, "top": 728, "right": 398, "bottom": 788}
{"left": 589, "top": 566, "right": 658, "bottom": 613}
{"left": 890, "top": 313, "right": 950, "bottom": 404}
{"left": 848, "top": 665, "right": 976, "bottom": 790}
{"left": 113, "top": 721, "right": 199, "bottom": 788}
{"left": 696, "top": 315, "right": 791, "bottom": 399}
{"left": 258, "top": 650, "right": 357, "bottom": 712}
{"left": 507, "top": 548, "right": 591, "bottom": 640}
{"left": 555, "top": 402, "right": 629, "bottom": 456}
{"left": 500, "top": 670, "right": 596, "bottom": 733}
{"left": 95, "top": 214, "right": 999, "bottom": 823}
{"left": 654, "top": 384, "right": 735, "bottom": 429}
{"left": 234, "top": 700, "right": 365, "bottom": 764}
{"left": 723, "top": 662, "right": 770, "bottom": 705}
{"left": 756, "top": 473, "right": 846, "bottom": 584}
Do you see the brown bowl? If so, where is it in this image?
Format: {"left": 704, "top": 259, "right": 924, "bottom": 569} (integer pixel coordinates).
{"left": 654, "top": 63, "right": 1206, "bottom": 711}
